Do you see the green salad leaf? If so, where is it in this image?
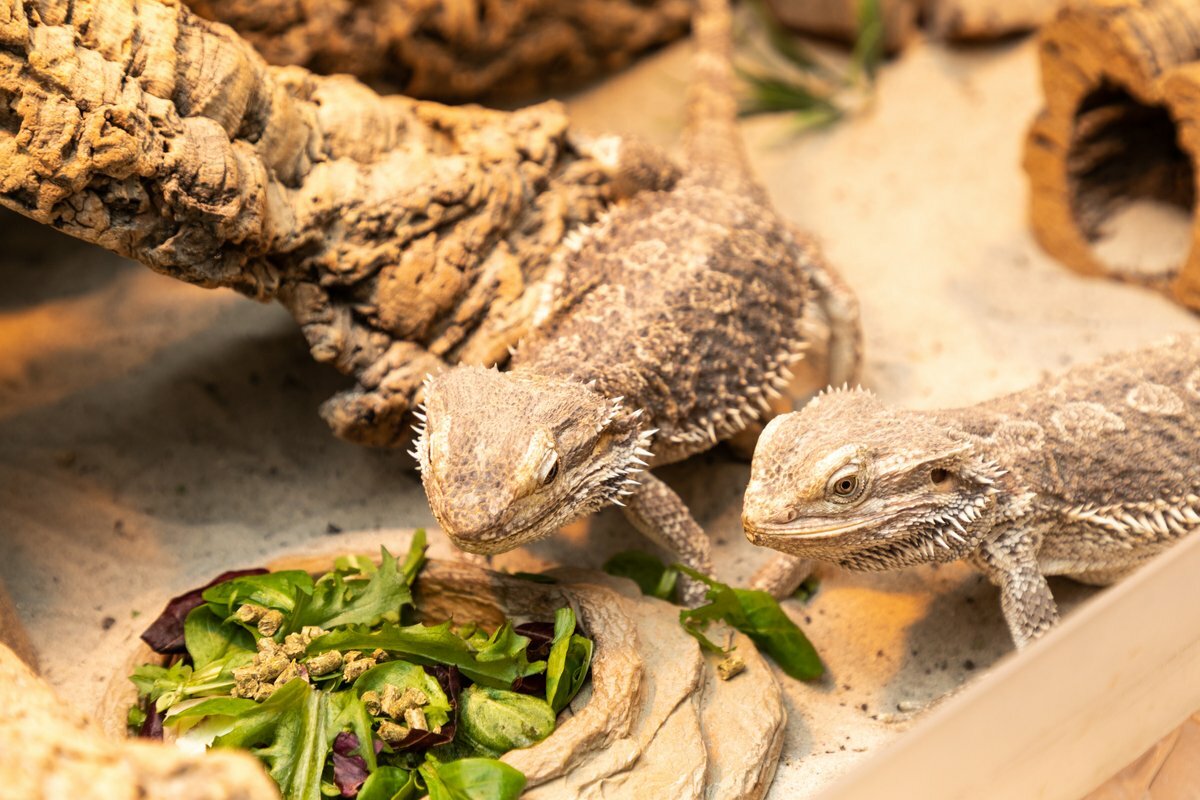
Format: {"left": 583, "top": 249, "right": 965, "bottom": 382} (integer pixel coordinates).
{"left": 420, "top": 758, "right": 526, "bottom": 800}
{"left": 358, "top": 766, "right": 418, "bottom": 800}
{"left": 544, "top": 607, "right": 593, "bottom": 713}
{"left": 185, "top": 605, "right": 255, "bottom": 669}
{"left": 329, "top": 690, "right": 378, "bottom": 772}
{"left": 310, "top": 621, "right": 543, "bottom": 689}
{"left": 676, "top": 565, "right": 824, "bottom": 681}
{"left": 131, "top": 650, "right": 254, "bottom": 712}
{"left": 202, "top": 570, "right": 315, "bottom": 617}
{"left": 353, "top": 660, "right": 453, "bottom": 731}
{"left": 602, "top": 550, "right": 678, "bottom": 601}
{"left": 177, "top": 679, "right": 332, "bottom": 800}
{"left": 456, "top": 686, "right": 555, "bottom": 757}
{"left": 293, "top": 538, "right": 424, "bottom": 631}
{"left": 129, "top": 531, "right": 588, "bottom": 800}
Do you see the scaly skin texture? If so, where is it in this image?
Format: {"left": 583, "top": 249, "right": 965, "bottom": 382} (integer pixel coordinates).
{"left": 743, "top": 334, "right": 1200, "bottom": 647}
{"left": 416, "top": 0, "right": 861, "bottom": 602}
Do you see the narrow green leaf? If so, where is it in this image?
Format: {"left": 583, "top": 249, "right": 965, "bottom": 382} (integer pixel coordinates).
{"left": 676, "top": 565, "right": 824, "bottom": 681}
{"left": 737, "top": 69, "right": 842, "bottom": 120}
{"left": 328, "top": 690, "right": 378, "bottom": 772}
{"left": 602, "top": 551, "right": 678, "bottom": 601}
{"left": 851, "top": 0, "right": 885, "bottom": 82}
{"left": 400, "top": 529, "right": 428, "bottom": 586}
{"left": 310, "top": 621, "right": 542, "bottom": 688}
{"left": 544, "top": 608, "right": 593, "bottom": 712}
{"left": 746, "top": 0, "right": 826, "bottom": 74}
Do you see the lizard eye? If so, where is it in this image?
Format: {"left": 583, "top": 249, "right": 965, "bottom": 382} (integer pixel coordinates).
{"left": 537, "top": 451, "right": 560, "bottom": 486}
{"left": 827, "top": 465, "right": 866, "bottom": 504}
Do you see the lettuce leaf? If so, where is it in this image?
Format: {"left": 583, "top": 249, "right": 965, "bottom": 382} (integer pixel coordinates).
{"left": 602, "top": 550, "right": 678, "bottom": 601}
{"left": 357, "top": 766, "right": 417, "bottom": 800}
{"left": 352, "top": 660, "right": 452, "bottom": 732}
{"left": 178, "top": 679, "right": 332, "bottom": 800}
{"left": 185, "top": 604, "right": 255, "bottom": 669}
{"left": 140, "top": 568, "right": 268, "bottom": 654}
{"left": 419, "top": 758, "right": 525, "bottom": 800}
{"left": 131, "top": 650, "right": 254, "bottom": 712}
{"left": 202, "top": 570, "right": 315, "bottom": 617}
{"left": 310, "top": 621, "right": 543, "bottom": 689}
{"left": 291, "top": 542, "right": 420, "bottom": 632}
{"left": 543, "top": 608, "right": 592, "bottom": 713}
{"left": 676, "top": 565, "right": 823, "bottom": 681}
{"left": 329, "top": 691, "right": 378, "bottom": 772}
{"left": 456, "top": 685, "right": 556, "bottom": 757}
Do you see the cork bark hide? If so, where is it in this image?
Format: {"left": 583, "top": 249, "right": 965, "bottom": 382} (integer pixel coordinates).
{"left": 185, "top": 0, "right": 693, "bottom": 103}
{"left": 1023, "top": 0, "right": 1200, "bottom": 311}
{"left": 0, "top": 0, "right": 678, "bottom": 447}
{"left": 0, "top": 642, "right": 280, "bottom": 799}
{"left": 764, "top": 0, "right": 1060, "bottom": 49}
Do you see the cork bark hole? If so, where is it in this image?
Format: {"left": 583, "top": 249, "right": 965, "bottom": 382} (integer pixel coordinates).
{"left": 1069, "top": 83, "right": 1195, "bottom": 279}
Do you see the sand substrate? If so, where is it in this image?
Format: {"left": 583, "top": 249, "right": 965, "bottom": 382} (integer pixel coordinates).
{"left": 1, "top": 33, "right": 1197, "bottom": 798}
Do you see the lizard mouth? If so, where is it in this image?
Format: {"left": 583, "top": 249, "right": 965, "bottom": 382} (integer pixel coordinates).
{"left": 743, "top": 513, "right": 890, "bottom": 541}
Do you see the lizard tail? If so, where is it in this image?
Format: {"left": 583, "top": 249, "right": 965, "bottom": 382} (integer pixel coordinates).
{"left": 683, "top": 0, "right": 752, "bottom": 181}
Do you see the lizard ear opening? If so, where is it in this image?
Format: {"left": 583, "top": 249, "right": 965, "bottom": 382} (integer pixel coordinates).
{"left": 930, "top": 467, "right": 950, "bottom": 486}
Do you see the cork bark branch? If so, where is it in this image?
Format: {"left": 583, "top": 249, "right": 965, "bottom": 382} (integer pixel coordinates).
{"left": 0, "top": 0, "right": 678, "bottom": 446}
{"left": 764, "top": 0, "right": 1061, "bottom": 49}
{"left": 186, "top": 0, "right": 693, "bottom": 102}
{"left": 1023, "top": 0, "right": 1200, "bottom": 311}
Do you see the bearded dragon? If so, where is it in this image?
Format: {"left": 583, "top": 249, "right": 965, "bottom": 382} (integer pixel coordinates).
{"left": 742, "top": 334, "right": 1200, "bottom": 647}
{"left": 411, "top": 0, "right": 861, "bottom": 603}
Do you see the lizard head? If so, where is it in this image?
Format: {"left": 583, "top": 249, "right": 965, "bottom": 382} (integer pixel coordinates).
{"left": 742, "top": 388, "right": 1004, "bottom": 570}
{"left": 413, "top": 366, "right": 651, "bottom": 554}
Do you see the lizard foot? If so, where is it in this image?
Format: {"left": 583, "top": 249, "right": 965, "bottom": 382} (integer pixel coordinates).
{"left": 679, "top": 573, "right": 711, "bottom": 607}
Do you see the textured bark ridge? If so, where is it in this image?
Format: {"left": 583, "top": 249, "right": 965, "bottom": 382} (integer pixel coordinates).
{"left": 1024, "top": 0, "right": 1200, "bottom": 311}
{"left": 186, "top": 0, "right": 693, "bottom": 102}
{"left": 0, "top": 0, "right": 677, "bottom": 446}
{"left": 765, "top": 0, "right": 1060, "bottom": 50}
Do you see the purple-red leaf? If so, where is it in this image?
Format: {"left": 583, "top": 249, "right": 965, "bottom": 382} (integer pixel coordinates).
{"left": 514, "top": 622, "right": 555, "bottom": 662}
{"left": 510, "top": 672, "right": 547, "bottom": 696}
{"left": 332, "top": 731, "right": 370, "bottom": 797}
{"left": 138, "top": 703, "right": 165, "bottom": 740}
{"left": 140, "top": 568, "right": 267, "bottom": 654}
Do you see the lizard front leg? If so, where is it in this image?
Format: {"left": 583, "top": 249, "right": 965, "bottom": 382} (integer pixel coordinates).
{"left": 796, "top": 232, "right": 863, "bottom": 389}
{"left": 749, "top": 553, "right": 813, "bottom": 600}
{"left": 974, "top": 529, "right": 1059, "bottom": 648}
{"left": 621, "top": 472, "right": 714, "bottom": 606}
